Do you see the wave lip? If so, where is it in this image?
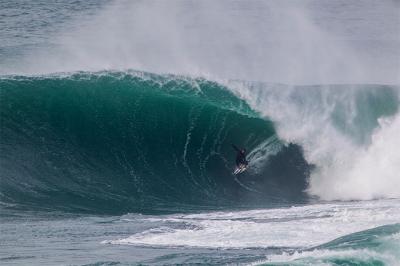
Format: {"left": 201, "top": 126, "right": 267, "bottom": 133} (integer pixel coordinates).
{"left": 2, "top": 70, "right": 398, "bottom": 213}
{"left": 0, "top": 71, "right": 309, "bottom": 214}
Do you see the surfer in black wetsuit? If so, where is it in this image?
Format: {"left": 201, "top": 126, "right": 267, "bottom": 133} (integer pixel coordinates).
{"left": 232, "top": 144, "right": 248, "bottom": 167}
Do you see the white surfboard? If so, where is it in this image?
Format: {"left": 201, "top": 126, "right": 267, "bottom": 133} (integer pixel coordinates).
{"left": 233, "top": 164, "right": 247, "bottom": 175}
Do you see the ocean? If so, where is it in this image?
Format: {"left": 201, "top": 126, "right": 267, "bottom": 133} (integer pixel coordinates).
{"left": 1, "top": 1, "right": 399, "bottom": 265}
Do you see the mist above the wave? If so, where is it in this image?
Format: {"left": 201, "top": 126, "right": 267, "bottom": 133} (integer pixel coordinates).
{"left": 14, "top": 0, "right": 400, "bottom": 84}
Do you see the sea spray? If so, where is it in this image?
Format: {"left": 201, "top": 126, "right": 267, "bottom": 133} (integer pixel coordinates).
{"left": 227, "top": 81, "right": 400, "bottom": 201}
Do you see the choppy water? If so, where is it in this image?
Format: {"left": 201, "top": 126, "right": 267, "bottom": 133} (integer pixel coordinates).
{"left": 2, "top": 200, "right": 399, "bottom": 265}
{"left": 1, "top": 1, "right": 399, "bottom": 265}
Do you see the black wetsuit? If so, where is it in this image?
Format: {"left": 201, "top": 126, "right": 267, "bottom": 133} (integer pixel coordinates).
{"left": 232, "top": 144, "right": 248, "bottom": 167}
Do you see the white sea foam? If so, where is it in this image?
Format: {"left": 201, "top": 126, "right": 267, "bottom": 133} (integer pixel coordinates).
{"left": 254, "top": 229, "right": 400, "bottom": 265}
{"left": 103, "top": 199, "right": 400, "bottom": 249}
{"left": 227, "top": 83, "right": 400, "bottom": 201}
{"left": 3, "top": 0, "right": 399, "bottom": 202}
{"left": 256, "top": 248, "right": 399, "bottom": 266}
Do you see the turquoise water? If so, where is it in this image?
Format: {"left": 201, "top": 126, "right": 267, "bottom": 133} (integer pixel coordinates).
{"left": 1, "top": 71, "right": 399, "bottom": 265}
{"left": 0, "top": 72, "right": 311, "bottom": 214}
{"left": 1, "top": 1, "right": 399, "bottom": 265}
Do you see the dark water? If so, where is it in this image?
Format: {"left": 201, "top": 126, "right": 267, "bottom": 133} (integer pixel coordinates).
{"left": 1, "top": 1, "right": 400, "bottom": 265}
{"left": 0, "top": 72, "right": 311, "bottom": 215}
{"left": 1, "top": 72, "right": 399, "bottom": 265}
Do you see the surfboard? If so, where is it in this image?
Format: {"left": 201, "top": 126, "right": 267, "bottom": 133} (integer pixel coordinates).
{"left": 233, "top": 164, "right": 247, "bottom": 175}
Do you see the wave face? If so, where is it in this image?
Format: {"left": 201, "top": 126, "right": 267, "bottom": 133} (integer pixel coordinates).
{"left": 1, "top": 71, "right": 399, "bottom": 213}
{"left": 0, "top": 72, "right": 310, "bottom": 214}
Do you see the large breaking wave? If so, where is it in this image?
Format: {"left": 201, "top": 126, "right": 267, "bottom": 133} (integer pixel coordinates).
{"left": 0, "top": 71, "right": 310, "bottom": 214}
{"left": 1, "top": 71, "right": 399, "bottom": 214}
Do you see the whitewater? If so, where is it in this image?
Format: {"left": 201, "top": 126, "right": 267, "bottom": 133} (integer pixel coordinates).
{"left": 1, "top": 0, "right": 399, "bottom": 265}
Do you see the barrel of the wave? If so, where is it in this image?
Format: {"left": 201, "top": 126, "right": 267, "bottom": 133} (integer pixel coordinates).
{"left": 2, "top": 72, "right": 309, "bottom": 214}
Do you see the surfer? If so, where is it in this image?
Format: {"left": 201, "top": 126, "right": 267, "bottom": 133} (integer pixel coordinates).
{"left": 232, "top": 144, "right": 248, "bottom": 168}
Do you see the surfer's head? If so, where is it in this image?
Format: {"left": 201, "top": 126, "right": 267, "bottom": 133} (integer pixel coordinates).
{"left": 241, "top": 149, "right": 246, "bottom": 154}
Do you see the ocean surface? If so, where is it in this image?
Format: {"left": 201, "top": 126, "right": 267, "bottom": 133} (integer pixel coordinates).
{"left": 1, "top": 1, "right": 399, "bottom": 265}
